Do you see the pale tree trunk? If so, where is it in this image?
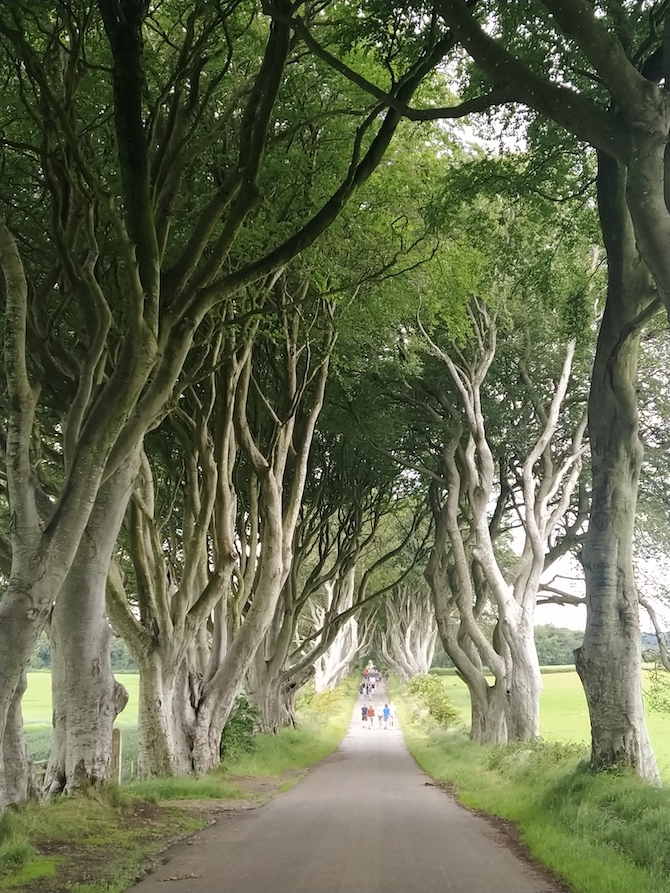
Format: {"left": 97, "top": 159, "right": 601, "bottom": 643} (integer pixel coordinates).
{"left": 0, "top": 218, "right": 148, "bottom": 810}
{"left": 249, "top": 669, "right": 303, "bottom": 735}
{"left": 501, "top": 609, "right": 542, "bottom": 741}
{"left": 188, "top": 297, "right": 335, "bottom": 772}
{"left": 313, "top": 618, "right": 360, "bottom": 692}
{"left": 576, "top": 154, "right": 660, "bottom": 783}
{"left": 44, "top": 452, "right": 139, "bottom": 794}
{"left": 433, "top": 0, "right": 669, "bottom": 779}
{"left": 3, "top": 671, "right": 37, "bottom": 805}
{"left": 425, "top": 489, "right": 508, "bottom": 745}
{"left": 248, "top": 581, "right": 301, "bottom": 733}
{"left": 420, "top": 302, "right": 586, "bottom": 742}
{"left": 135, "top": 654, "right": 181, "bottom": 777}
{"left": 313, "top": 572, "right": 362, "bottom": 692}
{"left": 420, "top": 315, "right": 510, "bottom": 746}
{"left": 378, "top": 583, "right": 437, "bottom": 682}
{"left": 107, "top": 335, "right": 249, "bottom": 777}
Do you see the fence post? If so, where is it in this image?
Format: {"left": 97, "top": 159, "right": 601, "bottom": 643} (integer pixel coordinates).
{"left": 112, "top": 727, "right": 122, "bottom": 785}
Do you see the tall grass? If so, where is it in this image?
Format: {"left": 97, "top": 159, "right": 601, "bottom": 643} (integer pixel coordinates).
{"left": 398, "top": 692, "right": 670, "bottom": 893}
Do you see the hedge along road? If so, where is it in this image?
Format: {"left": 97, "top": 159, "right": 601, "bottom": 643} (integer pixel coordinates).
{"left": 126, "top": 687, "right": 567, "bottom": 893}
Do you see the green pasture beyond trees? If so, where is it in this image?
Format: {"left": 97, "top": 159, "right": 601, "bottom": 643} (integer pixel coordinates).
{"left": 439, "top": 670, "right": 670, "bottom": 781}
{"left": 24, "top": 670, "right": 670, "bottom": 780}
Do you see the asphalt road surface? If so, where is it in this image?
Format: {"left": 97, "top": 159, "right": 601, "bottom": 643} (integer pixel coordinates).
{"left": 127, "top": 690, "right": 565, "bottom": 893}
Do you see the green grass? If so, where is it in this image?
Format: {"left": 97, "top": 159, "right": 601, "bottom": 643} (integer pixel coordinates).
{"left": 5, "top": 677, "right": 357, "bottom": 893}
{"left": 23, "top": 674, "right": 139, "bottom": 728}
{"left": 0, "top": 791, "right": 206, "bottom": 893}
{"left": 397, "top": 682, "right": 670, "bottom": 893}
{"left": 435, "top": 667, "right": 670, "bottom": 781}
{"left": 222, "top": 681, "right": 357, "bottom": 778}
{"left": 127, "top": 775, "right": 246, "bottom": 801}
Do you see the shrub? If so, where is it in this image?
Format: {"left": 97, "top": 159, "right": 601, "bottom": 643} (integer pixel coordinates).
{"left": 407, "top": 674, "right": 460, "bottom": 728}
{"left": 220, "top": 695, "right": 260, "bottom": 762}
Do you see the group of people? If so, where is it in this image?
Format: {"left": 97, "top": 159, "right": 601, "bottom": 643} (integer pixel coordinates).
{"left": 360, "top": 700, "right": 396, "bottom": 729}
{"left": 358, "top": 666, "right": 397, "bottom": 730}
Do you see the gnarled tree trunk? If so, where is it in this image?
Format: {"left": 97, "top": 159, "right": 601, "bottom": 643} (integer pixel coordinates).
{"left": 44, "top": 453, "right": 139, "bottom": 794}
{"left": 576, "top": 154, "right": 660, "bottom": 783}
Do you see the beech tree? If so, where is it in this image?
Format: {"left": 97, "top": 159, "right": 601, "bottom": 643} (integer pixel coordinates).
{"left": 376, "top": 580, "right": 437, "bottom": 682}
{"left": 420, "top": 302, "right": 587, "bottom": 741}
{"left": 0, "top": 0, "right": 449, "bottom": 806}
{"left": 429, "top": 0, "right": 667, "bottom": 781}
{"left": 278, "top": 0, "right": 670, "bottom": 780}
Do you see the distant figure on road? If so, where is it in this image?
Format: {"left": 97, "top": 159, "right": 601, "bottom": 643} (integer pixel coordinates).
{"left": 383, "top": 703, "right": 391, "bottom": 729}
{"left": 367, "top": 705, "right": 375, "bottom": 728}
{"left": 389, "top": 702, "right": 397, "bottom": 727}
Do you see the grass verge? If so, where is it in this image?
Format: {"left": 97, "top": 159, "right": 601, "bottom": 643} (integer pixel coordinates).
{"left": 397, "top": 690, "right": 670, "bottom": 893}
{"left": 2, "top": 678, "right": 357, "bottom": 893}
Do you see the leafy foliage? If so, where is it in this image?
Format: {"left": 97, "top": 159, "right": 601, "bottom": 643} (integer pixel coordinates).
{"left": 406, "top": 673, "right": 460, "bottom": 728}
{"left": 645, "top": 664, "right": 670, "bottom": 715}
{"left": 219, "top": 695, "right": 261, "bottom": 763}
{"left": 533, "top": 626, "right": 584, "bottom": 667}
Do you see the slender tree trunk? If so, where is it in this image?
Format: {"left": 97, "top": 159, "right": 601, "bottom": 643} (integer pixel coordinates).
{"left": 3, "top": 670, "right": 37, "bottom": 805}
{"left": 576, "top": 153, "right": 660, "bottom": 783}
{"left": 503, "top": 612, "right": 542, "bottom": 740}
{"left": 44, "top": 453, "right": 139, "bottom": 794}
{"left": 251, "top": 671, "right": 297, "bottom": 735}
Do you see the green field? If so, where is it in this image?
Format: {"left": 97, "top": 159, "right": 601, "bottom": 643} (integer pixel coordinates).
{"left": 438, "top": 668, "right": 670, "bottom": 780}
{"left": 24, "top": 669, "right": 670, "bottom": 778}
{"left": 23, "top": 673, "right": 140, "bottom": 729}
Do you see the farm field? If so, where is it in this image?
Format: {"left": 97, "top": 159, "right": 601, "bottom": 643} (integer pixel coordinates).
{"left": 23, "top": 673, "right": 140, "bottom": 729}
{"left": 439, "top": 668, "right": 670, "bottom": 780}
{"left": 24, "top": 669, "right": 670, "bottom": 779}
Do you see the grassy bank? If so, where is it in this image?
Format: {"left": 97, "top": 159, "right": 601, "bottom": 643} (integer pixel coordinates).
{"left": 398, "top": 686, "right": 670, "bottom": 893}
{"left": 1, "top": 679, "right": 357, "bottom": 893}
{"left": 436, "top": 668, "right": 670, "bottom": 780}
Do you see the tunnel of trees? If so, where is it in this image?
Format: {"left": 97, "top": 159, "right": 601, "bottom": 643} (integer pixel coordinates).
{"left": 1, "top": 0, "right": 670, "bottom": 813}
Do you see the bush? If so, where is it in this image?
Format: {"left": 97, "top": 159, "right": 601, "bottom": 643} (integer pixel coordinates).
{"left": 220, "top": 695, "right": 260, "bottom": 762}
{"left": 407, "top": 674, "right": 460, "bottom": 728}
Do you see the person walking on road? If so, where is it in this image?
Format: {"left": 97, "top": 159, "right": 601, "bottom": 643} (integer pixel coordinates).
{"left": 382, "top": 703, "right": 391, "bottom": 729}
{"left": 367, "top": 704, "right": 375, "bottom": 728}
{"left": 361, "top": 704, "right": 368, "bottom": 728}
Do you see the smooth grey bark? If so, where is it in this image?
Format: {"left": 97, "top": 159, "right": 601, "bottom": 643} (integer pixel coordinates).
{"left": 576, "top": 154, "right": 660, "bottom": 783}
{"left": 425, "top": 516, "right": 508, "bottom": 745}
{"left": 418, "top": 303, "right": 586, "bottom": 743}
{"left": 44, "top": 452, "right": 139, "bottom": 794}
{"left": 312, "top": 573, "right": 362, "bottom": 692}
{"left": 0, "top": 0, "right": 434, "bottom": 812}
{"left": 378, "top": 584, "right": 437, "bottom": 682}
{"left": 3, "top": 671, "right": 37, "bottom": 806}
{"left": 431, "top": 0, "right": 667, "bottom": 779}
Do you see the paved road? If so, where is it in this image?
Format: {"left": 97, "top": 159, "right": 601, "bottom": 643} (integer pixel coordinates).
{"left": 127, "top": 691, "right": 564, "bottom": 893}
